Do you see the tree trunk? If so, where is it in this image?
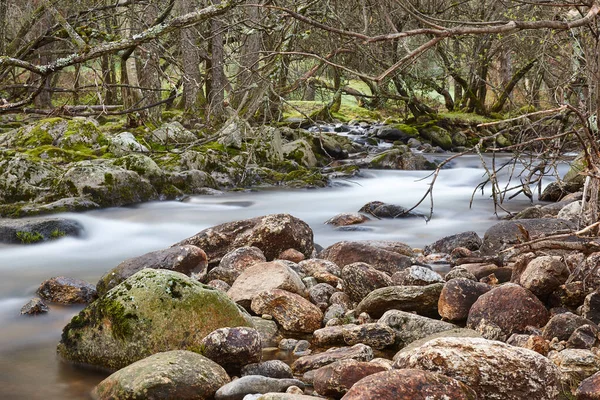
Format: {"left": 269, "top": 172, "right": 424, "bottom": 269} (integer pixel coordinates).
{"left": 490, "top": 59, "right": 537, "bottom": 113}
{"left": 0, "top": 0, "right": 7, "bottom": 55}
{"left": 179, "top": 0, "right": 206, "bottom": 115}
{"left": 208, "top": 0, "right": 225, "bottom": 122}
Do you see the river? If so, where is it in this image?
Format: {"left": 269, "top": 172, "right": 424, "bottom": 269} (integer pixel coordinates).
{"left": 0, "top": 154, "right": 570, "bottom": 399}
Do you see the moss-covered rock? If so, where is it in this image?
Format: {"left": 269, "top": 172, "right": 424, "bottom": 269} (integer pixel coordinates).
{"left": 112, "top": 154, "right": 165, "bottom": 188}
{"left": 368, "top": 148, "right": 434, "bottom": 170}
{"left": 57, "top": 269, "right": 252, "bottom": 371}
{"left": 282, "top": 139, "right": 318, "bottom": 168}
{"left": 12, "top": 117, "right": 104, "bottom": 150}
{"left": 56, "top": 160, "right": 158, "bottom": 207}
{"left": 107, "top": 132, "right": 149, "bottom": 157}
{"left": 92, "top": 350, "right": 230, "bottom": 400}
{"left": 418, "top": 126, "right": 453, "bottom": 150}
{"left": 0, "top": 151, "right": 60, "bottom": 203}
{"left": 146, "top": 122, "right": 197, "bottom": 145}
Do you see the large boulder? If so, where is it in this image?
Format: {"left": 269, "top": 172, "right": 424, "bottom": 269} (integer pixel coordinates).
{"left": 543, "top": 312, "right": 597, "bottom": 342}
{"left": 282, "top": 139, "right": 318, "bottom": 168}
{"left": 320, "top": 241, "right": 411, "bottom": 275}
{"left": 11, "top": 117, "right": 104, "bottom": 149}
{"left": 228, "top": 261, "right": 308, "bottom": 309}
{"left": 57, "top": 159, "right": 158, "bottom": 207}
{"left": 438, "top": 278, "right": 492, "bottom": 321}
{"left": 341, "top": 262, "right": 393, "bottom": 303}
{"left": 355, "top": 283, "right": 444, "bottom": 318}
{"left": 107, "top": 132, "right": 149, "bottom": 157}
{"left": 480, "top": 219, "right": 576, "bottom": 257}
{"left": 57, "top": 269, "right": 252, "bottom": 370}
{"left": 576, "top": 371, "right": 600, "bottom": 399}
{"left": 176, "top": 214, "right": 314, "bottom": 264}
{"left": 147, "top": 121, "right": 197, "bottom": 144}
{"left": 251, "top": 289, "right": 322, "bottom": 333}
{"left": 0, "top": 152, "right": 60, "bottom": 203}
{"left": 378, "top": 310, "right": 456, "bottom": 349}
{"left": 341, "top": 369, "right": 477, "bottom": 400}
{"left": 0, "top": 217, "right": 83, "bottom": 244}
{"left": 467, "top": 283, "right": 550, "bottom": 337}
{"left": 393, "top": 337, "right": 562, "bottom": 400}
{"left": 92, "top": 350, "right": 229, "bottom": 400}
{"left": 96, "top": 245, "right": 208, "bottom": 296}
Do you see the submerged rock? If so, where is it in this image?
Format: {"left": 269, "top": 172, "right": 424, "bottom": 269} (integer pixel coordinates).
{"left": 37, "top": 276, "right": 96, "bottom": 304}
{"left": 0, "top": 217, "right": 83, "bottom": 244}
{"left": 58, "top": 269, "right": 251, "bottom": 370}
{"left": 92, "top": 350, "right": 229, "bottom": 400}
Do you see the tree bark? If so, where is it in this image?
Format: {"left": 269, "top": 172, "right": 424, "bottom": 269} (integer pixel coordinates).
{"left": 208, "top": 0, "right": 226, "bottom": 122}
{"left": 0, "top": 0, "right": 7, "bottom": 55}
{"left": 179, "top": 0, "right": 206, "bottom": 114}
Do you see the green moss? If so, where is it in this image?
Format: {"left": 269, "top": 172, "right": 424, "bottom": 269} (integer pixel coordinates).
{"left": 25, "top": 145, "right": 97, "bottom": 163}
{"left": 16, "top": 231, "right": 44, "bottom": 244}
{"left": 50, "top": 229, "right": 66, "bottom": 239}
{"left": 392, "top": 123, "right": 419, "bottom": 137}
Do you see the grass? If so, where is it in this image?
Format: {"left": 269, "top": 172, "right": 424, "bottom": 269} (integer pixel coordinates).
{"left": 16, "top": 231, "right": 44, "bottom": 244}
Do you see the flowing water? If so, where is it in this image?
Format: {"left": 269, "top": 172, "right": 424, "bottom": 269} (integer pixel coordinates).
{"left": 0, "top": 154, "right": 570, "bottom": 399}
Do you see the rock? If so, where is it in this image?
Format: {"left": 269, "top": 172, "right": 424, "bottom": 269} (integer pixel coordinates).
{"left": 0, "top": 152, "right": 60, "bottom": 204}
{"left": 558, "top": 201, "right": 582, "bottom": 223}
{"left": 250, "top": 316, "right": 281, "bottom": 347}
{"left": 37, "top": 276, "right": 96, "bottom": 304}
{"left": 313, "top": 359, "right": 388, "bottom": 398}
{"left": 251, "top": 289, "right": 322, "bottom": 333}
{"left": 228, "top": 261, "right": 308, "bottom": 309}
{"left": 291, "top": 344, "right": 374, "bottom": 374}
{"left": 309, "top": 283, "right": 336, "bottom": 306}
{"left": 298, "top": 259, "right": 341, "bottom": 286}
{"left": 215, "top": 376, "right": 305, "bottom": 400}
{"left": 358, "top": 201, "right": 423, "bottom": 219}
{"left": 92, "top": 350, "right": 229, "bottom": 400}
{"left": 58, "top": 160, "right": 158, "bottom": 207}
{"left": 517, "top": 256, "right": 570, "bottom": 297}
{"left": 480, "top": 219, "right": 576, "bottom": 257}
{"left": 148, "top": 121, "right": 197, "bottom": 144}
{"left": 107, "top": 132, "right": 149, "bottom": 157}
{"left": 419, "top": 125, "right": 453, "bottom": 150}
{"left": 378, "top": 309, "right": 456, "bottom": 349}
{"left": 341, "top": 368, "right": 477, "bottom": 400}
{"left": 219, "top": 246, "right": 267, "bottom": 272}
{"left": 424, "top": 231, "right": 482, "bottom": 255}
{"left": 506, "top": 334, "right": 549, "bottom": 356}
{"left": 207, "top": 267, "right": 241, "bottom": 286}
{"left": 549, "top": 349, "right": 600, "bottom": 391}
{"left": 396, "top": 328, "right": 482, "bottom": 354}
{"left": 323, "top": 305, "right": 347, "bottom": 326}
{"left": 361, "top": 240, "right": 415, "bottom": 257}
{"left": 242, "top": 360, "right": 293, "bottom": 379}
{"left": 293, "top": 340, "right": 311, "bottom": 355}
{"left": 375, "top": 125, "right": 417, "bottom": 142}
{"left": 5, "top": 196, "right": 100, "bottom": 217}
{"left": 278, "top": 248, "right": 305, "bottom": 263}
{"left": 576, "top": 371, "right": 600, "bottom": 399}
{"left": 467, "top": 283, "right": 550, "bottom": 337}
{"left": 325, "top": 213, "right": 370, "bottom": 227}
{"left": 444, "top": 267, "right": 477, "bottom": 281}
{"left": 200, "top": 327, "right": 262, "bottom": 372}
{"left": 540, "top": 180, "right": 583, "bottom": 202}
{"left": 342, "top": 323, "right": 396, "bottom": 349}
{"left": 313, "top": 325, "right": 355, "bottom": 347}
{"left": 176, "top": 214, "right": 314, "bottom": 264}
{"left": 330, "top": 291, "right": 353, "bottom": 307}
{"left": 582, "top": 291, "right": 600, "bottom": 324}
{"left": 341, "top": 262, "right": 393, "bottom": 303}
{"left": 0, "top": 217, "right": 83, "bottom": 244}
{"left": 543, "top": 312, "right": 597, "bottom": 341}
{"left": 391, "top": 266, "right": 444, "bottom": 286}
{"left": 393, "top": 337, "right": 562, "bottom": 400}
{"left": 459, "top": 263, "right": 499, "bottom": 280}
{"left": 438, "top": 278, "right": 492, "bottom": 321}
{"left": 355, "top": 283, "right": 444, "bottom": 318}
{"left": 96, "top": 245, "right": 208, "bottom": 296}
{"left": 568, "top": 325, "right": 599, "bottom": 349}
{"left": 207, "top": 279, "right": 230, "bottom": 292}
{"left": 20, "top": 298, "right": 49, "bottom": 315}
{"left": 58, "top": 269, "right": 251, "bottom": 371}
{"left": 550, "top": 281, "right": 586, "bottom": 308}
{"left": 282, "top": 139, "right": 318, "bottom": 168}
{"left": 320, "top": 241, "right": 411, "bottom": 275}
{"left": 253, "top": 394, "right": 321, "bottom": 400}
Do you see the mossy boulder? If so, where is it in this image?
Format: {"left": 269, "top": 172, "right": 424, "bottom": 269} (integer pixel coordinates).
{"left": 368, "top": 148, "right": 433, "bottom": 170}
{"left": 146, "top": 122, "right": 197, "bottom": 145}
{"left": 57, "top": 269, "right": 252, "bottom": 371}
{"left": 56, "top": 159, "right": 158, "bottom": 207}
{"left": 92, "top": 350, "right": 230, "bottom": 400}
{"left": 107, "top": 132, "right": 149, "bottom": 157}
{"left": 0, "top": 217, "right": 83, "bottom": 244}
{"left": 282, "top": 139, "right": 318, "bottom": 168}
{"left": 112, "top": 154, "right": 166, "bottom": 188}
{"left": 419, "top": 126, "right": 453, "bottom": 150}
{"left": 0, "top": 151, "right": 60, "bottom": 203}
{"left": 251, "top": 126, "right": 284, "bottom": 164}
{"left": 12, "top": 117, "right": 104, "bottom": 150}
